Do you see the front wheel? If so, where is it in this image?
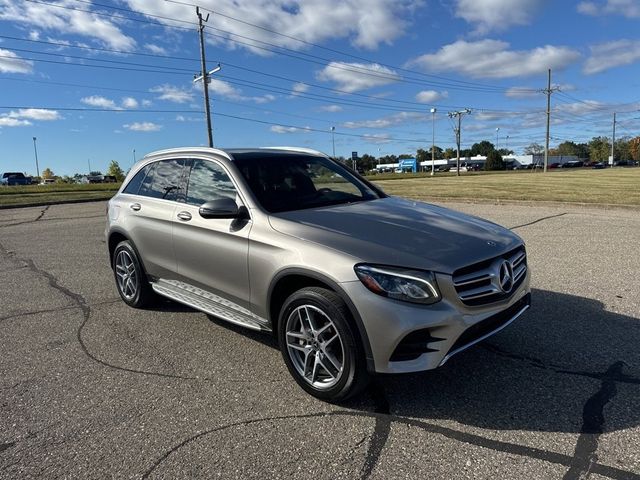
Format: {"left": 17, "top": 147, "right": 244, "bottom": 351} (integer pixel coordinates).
{"left": 278, "top": 287, "right": 369, "bottom": 401}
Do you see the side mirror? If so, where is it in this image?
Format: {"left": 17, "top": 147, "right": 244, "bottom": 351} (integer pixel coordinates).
{"left": 199, "top": 198, "right": 243, "bottom": 219}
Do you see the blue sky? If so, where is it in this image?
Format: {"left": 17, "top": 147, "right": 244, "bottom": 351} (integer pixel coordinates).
{"left": 1, "top": 0, "right": 639, "bottom": 175}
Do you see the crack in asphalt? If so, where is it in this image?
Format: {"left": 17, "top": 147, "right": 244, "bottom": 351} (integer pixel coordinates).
{"left": 564, "top": 362, "right": 624, "bottom": 480}
{"left": 482, "top": 343, "right": 640, "bottom": 385}
{"left": 0, "top": 205, "right": 50, "bottom": 228}
{"left": 140, "top": 409, "right": 640, "bottom": 480}
{"left": 0, "top": 300, "right": 119, "bottom": 324}
{"left": 509, "top": 212, "right": 568, "bottom": 230}
{"left": 359, "top": 381, "right": 391, "bottom": 480}
{"left": 0, "top": 442, "right": 15, "bottom": 453}
{"left": 0, "top": 240, "right": 201, "bottom": 381}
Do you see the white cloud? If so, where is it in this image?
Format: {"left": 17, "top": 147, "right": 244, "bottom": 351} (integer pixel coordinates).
{"left": 408, "top": 39, "right": 580, "bottom": 79}
{"left": 343, "top": 111, "right": 424, "bottom": 129}
{"left": 8, "top": 108, "right": 60, "bottom": 121}
{"left": 0, "top": 108, "right": 61, "bottom": 127}
{"left": 145, "top": 43, "right": 167, "bottom": 55}
{"left": 362, "top": 133, "right": 391, "bottom": 144}
{"left": 176, "top": 115, "right": 185, "bottom": 122}
{"left": 0, "top": 117, "right": 31, "bottom": 127}
{"left": 320, "top": 105, "right": 343, "bottom": 112}
{"left": 578, "top": 0, "right": 640, "bottom": 17}
{"left": 0, "top": 0, "right": 136, "bottom": 51}
{"left": 584, "top": 39, "right": 640, "bottom": 74}
{"left": 292, "top": 82, "right": 309, "bottom": 94}
{"left": 121, "top": 97, "right": 139, "bottom": 109}
{"left": 415, "top": 90, "right": 448, "bottom": 103}
{"left": 81, "top": 95, "right": 118, "bottom": 109}
{"left": 142, "top": 99, "right": 152, "bottom": 107}
{"left": 556, "top": 100, "right": 607, "bottom": 116}
{"left": 124, "top": 122, "right": 162, "bottom": 132}
{"left": 317, "top": 62, "right": 400, "bottom": 93}
{"left": 505, "top": 86, "right": 539, "bottom": 98}
{"left": 0, "top": 49, "right": 33, "bottom": 74}
{"left": 124, "top": 0, "right": 422, "bottom": 52}
{"left": 454, "top": 0, "right": 546, "bottom": 34}
{"left": 270, "top": 125, "right": 312, "bottom": 134}
{"left": 150, "top": 84, "right": 194, "bottom": 104}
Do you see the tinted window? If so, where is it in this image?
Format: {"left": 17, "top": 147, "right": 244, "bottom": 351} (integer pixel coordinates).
{"left": 234, "top": 154, "right": 381, "bottom": 213}
{"left": 138, "top": 159, "right": 184, "bottom": 201}
{"left": 185, "top": 160, "right": 236, "bottom": 206}
{"left": 122, "top": 165, "right": 151, "bottom": 195}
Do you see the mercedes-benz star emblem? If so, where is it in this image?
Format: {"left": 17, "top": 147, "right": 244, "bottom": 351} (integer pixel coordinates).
{"left": 498, "top": 260, "right": 514, "bottom": 293}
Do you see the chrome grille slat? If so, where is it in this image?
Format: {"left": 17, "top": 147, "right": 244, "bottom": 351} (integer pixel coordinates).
{"left": 452, "top": 247, "right": 527, "bottom": 306}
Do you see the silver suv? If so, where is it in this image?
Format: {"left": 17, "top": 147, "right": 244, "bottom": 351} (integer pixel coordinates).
{"left": 106, "top": 147, "right": 531, "bottom": 400}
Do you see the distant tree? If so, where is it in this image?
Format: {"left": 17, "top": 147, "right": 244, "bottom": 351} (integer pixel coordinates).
{"left": 470, "top": 140, "right": 495, "bottom": 156}
{"left": 89, "top": 170, "right": 103, "bottom": 176}
{"left": 524, "top": 142, "right": 544, "bottom": 155}
{"left": 106, "top": 160, "right": 126, "bottom": 182}
{"left": 460, "top": 148, "right": 471, "bottom": 157}
{"left": 555, "top": 141, "right": 580, "bottom": 156}
{"left": 484, "top": 150, "right": 505, "bottom": 170}
{"left": 59, "top": 175, "right": 75, "bottom": 184}
{"left": 588, "top": 136, "right": 610, "bottom": 162}
{"left": 498, "top": 148, "right": 513, "bottom": 156}
{"left": 42, "top": 167, "right": 54, "bottom": 179}
{"left": 358, "top": 154, "right": 377, "bottom": 171}
{"left": 73, "top": 173, "right": 84, "bottom": 183}
{"left": 615, "top": 137, "right": 632, "bottom": 161}
{"left": 379, "top": 154, "right": 398, "bottom": 163}
{"left": 398, "top": 154, "right": 413, "bottom": 160}
{"left": 630, "top": 136, "right": 640, "bottom": 162}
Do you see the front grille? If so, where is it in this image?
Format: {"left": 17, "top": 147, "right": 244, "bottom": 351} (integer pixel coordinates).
{"left": 452, "top": 246, "right": 527, "bottom": 306}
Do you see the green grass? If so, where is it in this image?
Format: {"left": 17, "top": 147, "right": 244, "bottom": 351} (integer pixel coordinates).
{"left": 369, "top": 168, "right": 640, "bottom": 206}
{"left": 0, "top": 183, "right": 121, "bottom": 207}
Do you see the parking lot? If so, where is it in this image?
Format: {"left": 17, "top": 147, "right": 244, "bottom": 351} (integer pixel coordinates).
{"left": 1, "top": 200, "right": 639, "bottom": 479}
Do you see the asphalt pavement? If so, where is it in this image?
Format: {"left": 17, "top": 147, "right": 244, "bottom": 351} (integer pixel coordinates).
{"left": 1, "top": 200, "right": 639, "bottom": 479}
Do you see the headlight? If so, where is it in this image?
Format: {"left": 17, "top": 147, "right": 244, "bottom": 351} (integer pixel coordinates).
{"left": 354, "top": 264, "right": 441, "bottom": 305}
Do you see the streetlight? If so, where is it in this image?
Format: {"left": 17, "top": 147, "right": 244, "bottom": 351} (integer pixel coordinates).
{"left": 32, "top": 137, "right": 40, "bottom": 180}
{"left": 506, "top": 135, "right": 510, "bottom": 153}
{"left": 430, "top": 108, "right": 437, "bottom": 176}
{"left": 495, "top": 127, "right": 500, "bottom": 150}
{"left": 132, "top": 149, "right": 136, "bottom": 166}
{"left": 330, "top": 126, "right": 335, "bottom": 158}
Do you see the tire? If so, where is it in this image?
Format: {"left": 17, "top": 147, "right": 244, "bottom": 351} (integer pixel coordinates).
{"left": 112, "top": 240, "right": 155, "bottom": 308}
{"left": 278, "top": 287, "right": 369, "bottom": 401}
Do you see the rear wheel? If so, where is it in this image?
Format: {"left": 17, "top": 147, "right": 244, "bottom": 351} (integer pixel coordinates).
{"left": 112, "top": 240, "right": 154, "bottom": 308}
{"left": 278, "top": 287, "right": 369, "bottom": 401}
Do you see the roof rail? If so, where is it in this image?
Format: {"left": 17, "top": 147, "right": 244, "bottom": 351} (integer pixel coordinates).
{"left": 142, "top": 147, "right": 233, "bottom": 161}
{"left": 260, "top": 146, "right": 327, "bottom": 156}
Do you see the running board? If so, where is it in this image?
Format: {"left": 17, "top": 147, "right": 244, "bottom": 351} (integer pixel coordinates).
{"left": 151, "top": 279, "right": 270, "bottom": 332}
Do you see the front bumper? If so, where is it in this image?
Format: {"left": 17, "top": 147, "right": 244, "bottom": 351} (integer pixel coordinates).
{"left": 339, "top": 268, "right": 531, "bottom": 374}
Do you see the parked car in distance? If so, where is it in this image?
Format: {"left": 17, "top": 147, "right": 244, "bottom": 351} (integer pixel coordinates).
{"left": 39, "top": 178, "right": 56, "bottom": 185}
{"left": 436, "top": 165, "right": 451, "bottom": 172}
{"left": 563, "top": 161, "right": 584, "bottom": 168}
{"left": 548, "top": 163, "right": 561, "bottom": 169}
{"left": 106, "top": 147, "right": 531, "bottom": 401}
{"left": 593, "top": 162, "right": 607, "bottom": 169}
{"left": 1, "top": 172, "right": 32, "bottom": 186}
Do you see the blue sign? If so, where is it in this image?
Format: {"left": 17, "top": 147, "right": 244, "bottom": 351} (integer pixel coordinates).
{"left": 352, "top": 151, "right": 358, "bottom": 160}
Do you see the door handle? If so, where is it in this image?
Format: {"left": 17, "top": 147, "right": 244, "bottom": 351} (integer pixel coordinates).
{"left": 177, "top": 211, "right": 192, "bottom": 221}
{"left": 130, "top": 203, "right": 141, "bottom": 211}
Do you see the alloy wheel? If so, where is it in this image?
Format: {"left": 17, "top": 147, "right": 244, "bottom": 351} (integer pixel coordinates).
{"left": 115, "top": 250, "right": 138, "bottom": 301}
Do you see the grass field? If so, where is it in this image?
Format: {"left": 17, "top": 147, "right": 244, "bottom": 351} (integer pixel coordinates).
{"left": 1, "top": 168, "right": 639, "bottom": 208}
{"left": 0, "top": 183, "right": 120, "bottom": 207}
{"left": 370, "top": 168, "right": 640, "bottom": 206}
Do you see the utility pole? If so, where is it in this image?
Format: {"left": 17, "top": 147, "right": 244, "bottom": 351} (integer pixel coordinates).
{"left": 542, "top": 69, "right": 559, "bottom": 173}
{"left": 32, "top": 137, "right": 40, "bottom": 179}
{"left": 88, "top": 158, "right": 92, "bottom": 174}
{"left": 430, "top": 108, "right": 436, "bottom": 176}
{"left": 448, "top": 109, "right": 471, "bottom": 177}
{"left": 331, "top": 126, "right": 336, "bottom": 158}
{"left": 610, "top": 112, "right": 616, "bottom": 167}
{"left": 194, "top": 7, "right": 221, "bottom": 148}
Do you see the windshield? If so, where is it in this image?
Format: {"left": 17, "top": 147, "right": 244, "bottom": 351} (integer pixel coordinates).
{"left": 233, "top": 153, "right": 384, "bottom": 213}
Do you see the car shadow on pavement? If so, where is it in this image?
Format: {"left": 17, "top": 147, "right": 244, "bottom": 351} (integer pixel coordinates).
{"left": 356, "top": 288, "right": 640, "bottom": 434}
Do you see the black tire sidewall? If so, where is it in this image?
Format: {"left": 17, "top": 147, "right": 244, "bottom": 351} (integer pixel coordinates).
{"left": 112, "top": 241, "right": 147, "bottom": 308}
{"left": 278, "top": 288, "right": 361, "bottom": 401}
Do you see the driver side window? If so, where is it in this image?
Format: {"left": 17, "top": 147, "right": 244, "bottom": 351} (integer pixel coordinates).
{"left": 185, "top": 159, "right": 237, "bottom": 206}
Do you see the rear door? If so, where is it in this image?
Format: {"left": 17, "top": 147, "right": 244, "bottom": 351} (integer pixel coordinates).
{"left": 120, "top": 159, "right": 186, "bottom": 279}
{"left": 172, "top": 158, "right": 252, "bottom": 310}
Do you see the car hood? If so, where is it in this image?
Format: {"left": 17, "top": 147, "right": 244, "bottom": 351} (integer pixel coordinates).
{"left": 268, "top": 197, "right": 522, "bottom": 275}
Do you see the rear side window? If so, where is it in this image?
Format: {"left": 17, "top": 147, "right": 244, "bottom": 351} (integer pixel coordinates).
{"left": 138, "top": 159, "right": 184, "bottom": 201}
{"left": 122, "top": 165, "right": 151, "bottom": 195}
{"left": 185, "top": 160, "right": 236, "bottom": 206}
